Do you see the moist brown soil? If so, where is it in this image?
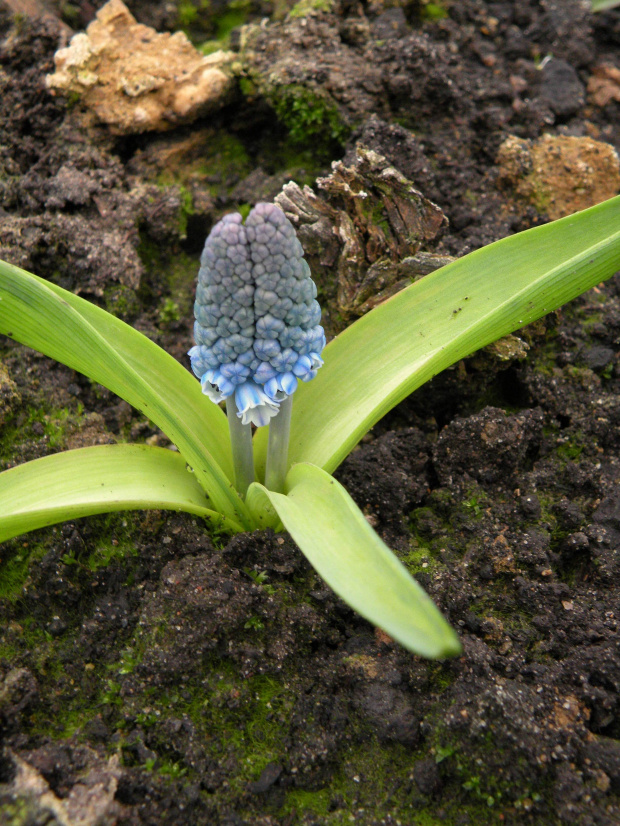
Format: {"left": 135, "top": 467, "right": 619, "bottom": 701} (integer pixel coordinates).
{"left": 1, "top": 1, "right": 620, "bottom": 824}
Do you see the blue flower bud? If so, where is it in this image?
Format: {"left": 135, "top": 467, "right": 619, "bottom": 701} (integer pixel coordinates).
{"left": 253, "top": 362, "right": 277, "bottom": 383}
{"left": 271, "top": 348, "right": 297, "bottom": 373}
{"left": 189, "top": 202, "right": 325, "bottom": 426}
{"left": 256, "top": 315, "right": 285, "bottom": 337}
{"left": 219, "top": 362, "right": 251, "bottom": 384}
{"left": 254, "top": 339, "right": 281, "bottom": 361}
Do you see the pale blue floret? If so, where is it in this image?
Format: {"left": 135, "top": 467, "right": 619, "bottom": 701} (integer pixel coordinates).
{"left": 189, "top": 202, "right": 325, "bottom": 427}
{"left": 234, "top": 381, "right": 280, "bottom": 426}
{"left": 264, "top": 371, "right": 298, "bottom": 400}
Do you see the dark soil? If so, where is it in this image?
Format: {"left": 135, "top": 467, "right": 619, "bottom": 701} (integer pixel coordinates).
{"left": 1, "top": 0, "right": 620, "bottom": 824}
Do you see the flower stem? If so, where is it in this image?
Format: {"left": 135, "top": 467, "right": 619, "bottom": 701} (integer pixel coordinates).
{"left": 226, "top": 397, "right": 254, "bottom": 498}
{"left": 265, "top": 395, "right": 293, "bottom": 493}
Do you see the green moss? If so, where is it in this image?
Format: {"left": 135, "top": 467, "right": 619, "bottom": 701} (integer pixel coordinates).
{"left": 0, "top": 539, "right": 49, "bottom": 601}
{"left": 177, "top": 184, "right": 195, "bottom": 240}
{"left": 84, "top": 536, "right": 139, "bottom": 573}
{"left": 403, "top": 542, "right": 437, "bottom": 575}
{"left": 280, "top": 787, "right": 334, "bottom": 819}
{"left": 158, "top": 297, "right": 181, "bottom": 326}
{"left": 44, "top": 408, "right": 72, "bottom": 449}
{"left": 2, "top": 521, "right": 159, "bottom": 742}
{"left": 135, "top": 231, "right": 159, "bottom": 268}
{"left": 0, "top": 795, "right": 32, "bottom": 824}
{"left": 552, "top": 428, "right": 587, "bottom": 465}
{"left": 2, "top": 618, "right": 105, "bottom": 739}
{"left": 178, "top": 0, "right": 199, "bottom": 28}
{"left": 165, "top": 250, "right": 201, "bottom": 315}
{"left": 156, "top": 758, "right": 188, "bottom": 779}
{"left": 195, "top": 0, "right": 250, "bottom": 49}
{"left": 119, "top": 664, "right": 298, "bottom": 793}
{"left": 176, "top": 0, "right": 213, "bottom": 35}
{"left": 238, "top": 76, "right": 257, "bottom": 97}
{"left": 532, "top": 188, "right": 552, "bottom": 215}
{"left": 103, "top": 283, "right": 140, "bottom": 320}
{"left": 202, "top": 134, "right": 252, "bottom": 184}
{"left": 427, "top": 662, "right": 456, "bottom": 693}
{"left": 136, "top": 231, "right": 199, "bottom": 323}
{"left": 270, "top": 83, "right": 350, "bottom": 151}
{"left": 0, "top": 551, "right": 29, "bottom": 600}
{"left": 153, "top": 131, "right": 251, "bottom": 195}
{"left": 58, "top": 514, "right": 148, "bottom": 579}
{"left": 0, "top": 403, "right": 84, "bottom": 466}
{"left": 289, "top": 0, "right": 334, "bottom": 18}
{"left": 420, "top": 0, "right": 449, "bottom": 21}
{"left": 199, "top": 39, "right": 224, "bottom": 55}
{"left": 425, "top": 726, "right": 542, "bottom": 821}
{"left": 579, "top": 310, "right": 604, "bottom": 328}
{"left": 277, "top": 736, "right": 505, "bottom": 824}
{"left": 555, "top": 441, "right": 584, "bottom": 463}
{"left": 215, "top": 0, "right": 251, "bottom": 39}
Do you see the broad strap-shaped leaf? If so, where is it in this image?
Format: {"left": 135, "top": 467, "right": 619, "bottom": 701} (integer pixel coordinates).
{"left": 0, "top": 444, "right": 244, "bottom": 544}
{"left": 254, "top": 195, "right": 620, "bottom": 476}
{"left": 591, "top": 0, "right": 618, "bottom": 11}
{"left": 247, "top": 463, "right": 461, "bottom": 659}
{"left": 0, "top": 261, "right": 251, "bottom": 528}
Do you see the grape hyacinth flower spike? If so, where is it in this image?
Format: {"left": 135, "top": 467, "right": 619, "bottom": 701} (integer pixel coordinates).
{"left": 188, "top": 202, "right": 326, "bottom": 496}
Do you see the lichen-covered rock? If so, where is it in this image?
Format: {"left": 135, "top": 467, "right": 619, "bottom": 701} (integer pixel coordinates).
{"left": 240, "top": 12, "right": 379, "bottom": 149}
{"left": 46, "top": 0, "right": 234, "bottom": 134}
{"left": 239, "top": 7, "right": 465, "bottom": 155}
{"left": 0, "top": 747, "right": 123, "bottom": 826}
{"left": 588, "top": 63, "right": 620, "bottom": 108}
{"left": 275, "top": 145, "right": 448, "bottom": 331}
{"left": 496, "top": 134, "right": 620, "bottom": 220}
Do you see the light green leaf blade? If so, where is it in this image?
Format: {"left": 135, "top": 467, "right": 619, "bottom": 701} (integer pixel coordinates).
{"left": 255, "top": 195, "right": 620, "bottom": 475}
{"left": 247, "top": 463, "right": 461, "bottom": 659}
{"left": 0, "top": 260, "right": 251, "bottom": 528}
{"left": 591, "top": 0, "right": 619, "bottom": 11}
{"left": 0, "top": 443, "right": 244, "bottom": 544}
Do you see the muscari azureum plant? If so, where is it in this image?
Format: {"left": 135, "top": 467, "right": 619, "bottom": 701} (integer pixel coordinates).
{"left": 1, "top": 195, "right": 620, "bottom": 659}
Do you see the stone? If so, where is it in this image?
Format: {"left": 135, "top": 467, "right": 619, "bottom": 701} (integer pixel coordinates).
{"left": 413, "top": 758, "right": 443, "bottom": 796}
{"left": 538, "top": 58, "right": 585, "bottom": 119}
{"left": 497, "top": 134, "right": 620, "bottom": 220}
{"left": 588, "top": 63, "right": 620, "bottom": 108}
{"left": 0, "top": 748, "right": 122, "bottom": 826}
{"left": 585, "top": 737, "right": 620, "bottom": 793}
{"left": 247, "top": 762, "right": 282, "bottom": 794}
{"left": 579, "top": 345, "right": 615, "bottom": 372}
{"left": 46, "top": 0, "right": 234, "bottom": 134}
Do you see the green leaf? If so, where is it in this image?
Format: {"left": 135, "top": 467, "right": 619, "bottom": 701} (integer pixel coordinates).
{"left": 247, "top": 463, "right": 461, "bottom": 659}
{"left": 591, "top": 0, "right": 619, "bottom": 11}
{"left": 255, "top": 195, "right": 620, "bottom": 476}
{"left": 0, "top": 443, "right": 244, "bottom": 543}
{"left": 0, "top": 260, "right": 251, "bottom": 528}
